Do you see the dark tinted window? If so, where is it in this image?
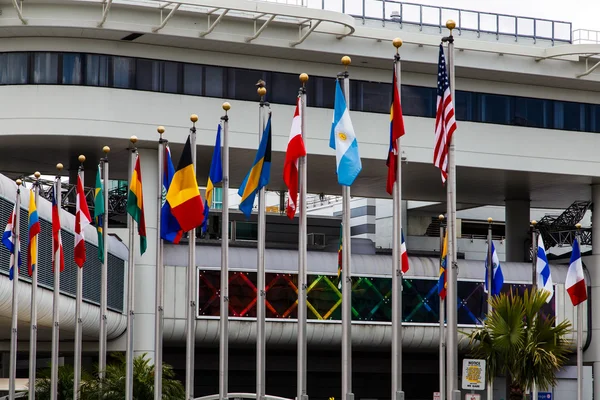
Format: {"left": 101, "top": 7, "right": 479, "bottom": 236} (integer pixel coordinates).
{"left": 183, "top": 63, "right": 203, "bottom": 96}
{"left": 33, "top": 53, "right": 58, "bottom": 84}
{"left": 0, "top": 53, "right": 28, "bottom": 84}
{"left": 85, "top": 54, "right": 109, "bottom": 87}
{"left": 112, "top": 56, "right": 135, "bottom": 89}
{"left": 205, "top": 66, "right": 224, "bottom": 97}
{"left": 62, "top": 53, "right": 83, "bottom": 85}
{"left": 228, "top": 68, "right": 265, "bottom": 101}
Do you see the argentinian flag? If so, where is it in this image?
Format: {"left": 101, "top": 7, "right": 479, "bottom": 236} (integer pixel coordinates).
{"left": 329, "top": 80, "right": 362, "bottom": 186}
{"left": 536, "top": 235, "right": 554, "bottom": 302}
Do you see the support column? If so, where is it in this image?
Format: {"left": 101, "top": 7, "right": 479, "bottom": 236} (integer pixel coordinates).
{"left": 589, "top": 185, "right": 600, "bottom": 399}
{"left": 504, "top": 199, "right": 531, "bottom": 262}
{"left": 132, "top": 148, "right": 158, "bottom": 362}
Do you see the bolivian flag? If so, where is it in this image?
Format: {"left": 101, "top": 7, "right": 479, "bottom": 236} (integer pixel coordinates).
{"left": 127, "top": 154, "right": 147, "bottom": 255}
{"left": 238, "top": 115, "right": 272, "bottom": 218}
{"left": 166, "top": 135, "right": 204, "bottom": 232}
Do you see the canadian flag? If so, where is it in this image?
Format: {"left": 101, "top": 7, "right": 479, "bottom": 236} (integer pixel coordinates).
{"left": 566, "top": 238, "right": 587, "bottom": 306}
{"left": 283, "top": 96, "right": 307, "bottom": 219}
{"left": 74, "top": 175, "right": 92, "bottom": 267}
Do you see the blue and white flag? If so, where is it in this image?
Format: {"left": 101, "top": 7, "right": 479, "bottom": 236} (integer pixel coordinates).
{"left": 484, "top": 241, "right": 504, "bottom": 296}
{"left": 329, "top": 80, "right": 361, "bottom": 186}
{"left": 536, "top": 235, "right": 553, "bottom": 302}
{"left": 2, "top": 205, "right": 20, "bottom": 280}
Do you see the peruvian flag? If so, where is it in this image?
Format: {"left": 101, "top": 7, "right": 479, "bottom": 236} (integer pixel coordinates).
{"left": 401, "top": 230, "right": 409, "bottom": 274}
{"left": 283, "top": 96, "right": 307, "bottom": 219}
{"left": 566, "top": 238, "right": 587, "bottom": 306}
{"left": 74, "top": 175, "right": 92, "bottom": 267}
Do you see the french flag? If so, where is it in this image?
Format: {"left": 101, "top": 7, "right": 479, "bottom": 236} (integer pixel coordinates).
{"left": 2, "top": 205, "right": 20, "bottom": 280}
{"left": 283, "top": 96, "right": 306, "bottom": 219}
{"left": 401, "top": 230, "right": 409, "bottom": 274}
{"left": 566, "top": 238, "right": 587, "bottom": 306}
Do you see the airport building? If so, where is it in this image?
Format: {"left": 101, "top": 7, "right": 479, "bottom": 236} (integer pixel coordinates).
{"left": 0, "top": 0, "right": 598, "bottom": 399}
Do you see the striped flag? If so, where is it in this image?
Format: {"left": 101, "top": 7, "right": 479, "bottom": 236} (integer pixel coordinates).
{"left": 401, "top": 230, "right": 409, "bottom": 274}
{"left": 283, "top": 96, "right": 306, "bottom": 219}
{"left": 94, "top": 165, "right": 105, "bottom": 263}
{"left": 536, "top": 235, "right": 553, "bottom": 302}
{"left": 566, "top": 238, "right": 587, "bottom": 306}
{"left": 27, "top": 190, "right": 40, "bottom": 276}
{"left": 433, "top": 44, "right": 457, "bottom": 183}
{"left": 75, "top": 174, "right": 92, "bottom": 267}
{"left": 386, "top": 67, "right": 405, "bottom": 195}
{"left": 202, "top": 125, "right": 223, "bottom": 234}
{"left": 52, "top": 190, "right": 64, "bottom": 273}
{"left": 330, "top": 80, "right": 361, "bottom": 186}
{"left": 438, "top": 230, "right": 448, "bottom": 300}
{"left": 161, "top": 145, "right": 184, "bottom": 243}
{"left": 3, "top": 205, "right": 20, "bottom": 280}
{"left": 127, "top": 153, "right": 147, "bottom": 255}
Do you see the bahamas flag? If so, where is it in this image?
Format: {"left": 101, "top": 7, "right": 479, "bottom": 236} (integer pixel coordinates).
{"left": 238, "top": 115, "right": 272, "bottom": 218}
{"left": 28, "top": 190, "right": 40, "bottom": 276}
{"left": 94, "top": 165, "right": 105, "bottom": 263}
{"left": 202, "top": 124, "right": 223, "bottom": 234}
{"left": 330, "top": 80, "right": 361, "bottom": 186}
{"left": 438, "top": 230, "right": 448, "bottom": 300}
{"left": 127, "top": 154, "right": 147, "bottom": 255}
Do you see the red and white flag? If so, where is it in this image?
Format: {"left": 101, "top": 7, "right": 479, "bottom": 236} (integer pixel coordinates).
{"left": 74, "top": 175, "right": 92, "bottom": 267}
{"left": 401, "top": 230, "right": 409, "bottom": 274}
{"left": 283, "top": 96, "right": 307, "bottom": 219}
{"left": 566, "top": 238, "right": 587, "bottom": 306}
{"left": 52, "top": 189, "right": 64, "bottom": 272}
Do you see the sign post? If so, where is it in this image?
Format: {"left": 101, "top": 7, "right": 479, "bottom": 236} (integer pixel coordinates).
{"left": 434, "top": 392, "right": 441, "bottom": 400}
{"left": 461, "top": 359, "right": 486, "bottom": 391}
{"left": 465, "top": 395, "right": 481, "bottom": 400}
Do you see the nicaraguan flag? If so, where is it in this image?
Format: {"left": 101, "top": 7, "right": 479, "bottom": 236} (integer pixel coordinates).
{"left": 3, "top": 205, "right": 20, "bottom": 280}
{"left": 329, "top": 80, "right": 361, "bottom": 186}
{"left": 484, "top": 242, "right": 504, "bottom": 296}
{"left": 536, "top": 235, "right": 553, "bottom": 302}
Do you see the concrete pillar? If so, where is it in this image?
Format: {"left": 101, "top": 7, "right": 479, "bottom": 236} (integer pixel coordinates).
{"left": 589, "top": 185, "right": 600, "bottom": 398}
{"left": 132, "top": 148, "right": 158, "bottom": 361}
{"left": 504, "top": 199, "right": 530, "bottom": 262}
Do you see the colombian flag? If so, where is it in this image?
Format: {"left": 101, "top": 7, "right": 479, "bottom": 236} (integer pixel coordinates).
{"left": 238, "top": 115, "right": 272, "bottom": 218}
{"left": 127, "top": 154, "right": 147, "bottom": 255}
{"left": 166, "top": 136, "right": 204, "bottom": 232}
{"left": 202, "top": 124, "right": 223, "bottom": 234}
{"left": 28, "top": 190, "right": 40, "bottom": 276}
{"left": 438, "top": 230, "right": 448, "bottom": 300}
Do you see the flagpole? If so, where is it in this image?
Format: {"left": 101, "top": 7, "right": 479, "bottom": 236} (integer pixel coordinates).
{"left": 391, "top": 39, "right": 404, "bottom": 400}
{"left": 339, "top": 55, "right": 354, "bottom": 400}
{"left": 438, "top": 214, "right": 445, "bottom": 400}
{"left": 486, "top": 217, "right": 493, "bottom": 400}
{"left": 99, "top": 146, "right": 110, "bottom": 378}
{"left": 530, "top": 220, "right": 538, "bottom": 400}
{"left": 297, "top": 73, "right": 309, "bottom": 400}
{"left": 29, "top": 172, "right": 41, "bottom": 400}
{"left": 9, "top": 179, "right": 22, "bottom": 400}
{"left": 219, "top": 103, "right": 231, "bottom": 400}
{"left": 186, "top": 115, "right": 199, "bottom": 400}
{"left": 442, "top": 20, "right": 459, "bottom": 400}
{"left": 256, "top": 82, "right": 267, "bottom": 400}
{"left": 126, "top": 136, "right": 138, "bottom": 400}
{"left": 576, "top": 223, "right": 583, "bottom": 400}
{"left": 155, "top": 127, "right": 166, "bottom": 400}
{"left": 73, "top": 155, "right": 86, "bottom": 400}
{"left": 51, "top": 165, "right": 63, "bottom": 400}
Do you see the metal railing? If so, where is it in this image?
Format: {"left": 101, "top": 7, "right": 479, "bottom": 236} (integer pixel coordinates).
{"left": 305, "top": 0, "right": 572, "bottom": 44}
{"left": 573, "top": 29, "right": 600, "bottom": 44}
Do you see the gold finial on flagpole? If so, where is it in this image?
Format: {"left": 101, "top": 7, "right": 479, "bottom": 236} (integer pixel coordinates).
{"left": 576, "top": 223, "right": 582, "bottom": 230}
{"left": 299, "top": 73, "right": 309, "bottom": 87}
{"left": 531, "top": 220, "right": 537, "bottom": 227}
{"left": 341, "top": 56, "right": 351, "bottom": 70}
{"left": 56, "top": 163, "right": 64, "bottom": 172}
{"left": 487, "top": 217, "right": 493, "bottom": 224}
{"left": 223, "top": 102, "right": 231, "bottom": 112}
{"left": 130, "top": 136, "right": 138, "bottom": 145}
{"left": 446, "top": 19, "right": 456, "bottom": 33}
{"left": 439, "top": 214, "right": 444, "bottom": 221}
{"left": 78, "top": 155, "right": 86, "bottom": 164}
{"left": 190, "top": 114, "right": 199, "bottom": 123}
{"left": 256, "top": 79, "right": 267, "bottom": 97}
{"left": 16, "top": 178, "right": 22, "bottom": 186}
{"left": 34, "top": 171, "right": 41, "bottom": 179}
{"left": 393, "top": 38, "right": 403, "bottom": 53}
{"left": 157, "top": 126, "right": 165, "bottom": 135}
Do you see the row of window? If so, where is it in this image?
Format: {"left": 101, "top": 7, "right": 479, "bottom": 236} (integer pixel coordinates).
{"left": 2, "top": 51, "right": 599, "bottom": 133}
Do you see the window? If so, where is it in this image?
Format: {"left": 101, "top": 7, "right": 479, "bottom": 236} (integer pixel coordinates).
{"left": 0, "top": 53, "right": 28, "bottom": 84}
{"left": 205, "top": 66, "right": 224, "bottom": 97}
{"left": 270, "top": 72, "right": 299, "bottom": 105}
{"left": 401, "top": 86, "right": 435, "bottom": 118}
{"left": 112, "top": 56, "right": 135, "bottom": 89}
{"left": 85, "top": 54, "right": 109, "bottom": 87}
{"left": 311, "top": 76, "right": 335, "bottom": 108}
{"left": 136, "top": 59, "right": 160, "bottom": 91}
{"left": 356, "top": 81, "right": 391, "bottom": 113}
{"left": 183, "top": 64, "right": 203, "bottom": 96}
{"left": 33, "top": 53, "right": 58, "bottom": 84}
{"left": 228, "top": 68, "right": 265, "bottom": 101}
{"left": 62, "top": 53, "right": 83, "bottom": 85}
{"left": 480, "top": 93, "right": 511, "bottom": 124}
{"left": 163, "top": 61, "right": 180, "bottom": 94}
{"left": 236, "top": 221, "right": 257, "bottom": 241}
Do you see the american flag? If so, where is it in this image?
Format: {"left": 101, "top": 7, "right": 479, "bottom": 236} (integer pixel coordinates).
{"left": 433, "top": 44, "right": 457, "bottom": 183}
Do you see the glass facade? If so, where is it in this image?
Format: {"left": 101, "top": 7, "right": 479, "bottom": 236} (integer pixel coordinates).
{"left": 1, "top": 51, "right": 600, "bottom": 133}
{"left": 198, "top": 270, "right": 556, "bottom": 325}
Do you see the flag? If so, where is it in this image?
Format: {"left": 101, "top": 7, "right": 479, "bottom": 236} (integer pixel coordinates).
{"left": 165, "top": 135, "right": 204, "bottom": 232}
{"left": 3, "top": 205, "right": 20, "bottom": 280}
{"left": 283, "top": 96, "right": 307, "bottom": 219}
{"left": 75, "top": 175, "right": 92, "bottom": 267}
{"left": 433, "top": 44, "right": 457, "bottom": 183}
{"left": 202, "top": 125, "right": 223, "bottom": 234}
{"left": 27, "top": 190, "right": 40, "bottom": 276}
{"left": 484, "top": 242, "right": 504, "bottom": 296}
{"left": 566, "top": 238, "right": 587, "bottom": 306}
{"left": 536, "top": 235, "right": 553, "bottom": 302}
{"left": 401, "top": 229, "right": 409, "bottom": 274}
{"left": 238, "top": 115, "right": 272, "bottom": 218}
{"left": 337, "top": 224, "right": 342, "bottom": 289}
{"left": 94, "top": 165, "right": 105, "bottom": 263}
{"left": 52, "top": 190, "right": 64, "bottom": 273}
{"left": 386, "top": 68, "right": 405, "bottom": 195}
{"left": 127, "top": 154, "right": 147, "bottom": 255}
{"left": 438, "top": 230, "right": 448, "bottom": 299}
{"left": 329, "top": 80, "right": 361, "bottom": 186}
{"left": 161, "top": 145, "right": 184, "bottom": 243}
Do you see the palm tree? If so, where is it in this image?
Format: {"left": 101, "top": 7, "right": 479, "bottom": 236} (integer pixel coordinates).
{"left": 33, "top": 364, "right": 94, "bottom": 400}
{"left": 466, "top": 289, "right": 572, "bottom": 400}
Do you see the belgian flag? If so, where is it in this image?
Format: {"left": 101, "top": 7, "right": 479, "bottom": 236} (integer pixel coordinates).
{"left": 166, "top": 135, "right": 204, "bottom": 232}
